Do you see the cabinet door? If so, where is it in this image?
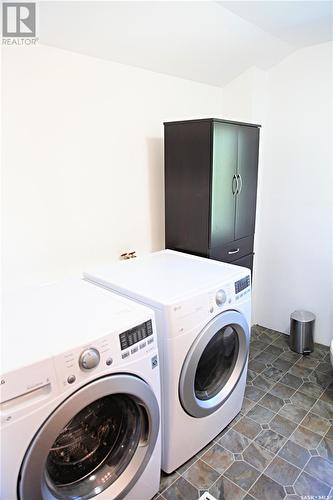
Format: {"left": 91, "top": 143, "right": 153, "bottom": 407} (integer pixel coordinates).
{"left": 210, "top": 122, "right": 238, "bottom": 248}
{"left": 235, "top": 126, "right": 259, "bottom": 240}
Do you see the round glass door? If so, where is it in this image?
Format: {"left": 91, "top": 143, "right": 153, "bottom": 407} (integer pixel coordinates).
{"left": 45, "top": 394, "right": 144, "bottom": 498}
{"left": 19, "top": 374, "right": 160, "bottom": 500}
{"left": 195, "top": 326, "right": 239, "bottom": 401}
{"left": 179, "top": 310, "right": 249, "bottom": 418}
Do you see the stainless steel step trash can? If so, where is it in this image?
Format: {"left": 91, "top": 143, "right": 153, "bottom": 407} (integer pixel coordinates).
{"left": 289, "top": 310, "right": 315, "bottom": 354}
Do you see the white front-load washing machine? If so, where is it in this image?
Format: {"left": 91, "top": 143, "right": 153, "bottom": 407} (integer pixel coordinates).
{"left": 1, "top": 279, "right": 161, "bottom": 500}
{"left": 84, "top": 250, "right": 251, "bottom": 473}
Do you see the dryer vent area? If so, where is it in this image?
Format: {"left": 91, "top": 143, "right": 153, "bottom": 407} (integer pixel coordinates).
{"left": 157, "top": 325, "right": 333, "bottom": 500}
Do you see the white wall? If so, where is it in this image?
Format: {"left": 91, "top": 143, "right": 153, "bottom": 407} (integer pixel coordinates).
{"left": 1, "top": 45, "right": 223, "bottom": 291}
{"left": 222, "top": 42, "right": 333, "bottom": 345}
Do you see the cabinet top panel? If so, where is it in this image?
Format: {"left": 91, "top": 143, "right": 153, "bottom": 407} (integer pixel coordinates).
{"left": 164, "top": 118, "right": 261, "bottom": 128}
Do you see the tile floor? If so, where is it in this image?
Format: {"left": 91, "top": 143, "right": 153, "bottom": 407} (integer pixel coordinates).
{"left": 156, "top": 325, "right": 333, "bottom": 500}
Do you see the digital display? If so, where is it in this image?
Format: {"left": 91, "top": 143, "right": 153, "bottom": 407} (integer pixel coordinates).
{"left": 119, "top": 320, "right": 153, "bottom": 351}
{"left": 235, "top": 276, "right": 250, "bottom": 294}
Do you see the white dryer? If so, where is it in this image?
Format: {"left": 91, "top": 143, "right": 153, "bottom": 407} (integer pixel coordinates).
{"left": 1, "top": 279, "right": 161, "bottom": 500}
{"left": 84, "top": 250, "right": 251, "bottom": 473}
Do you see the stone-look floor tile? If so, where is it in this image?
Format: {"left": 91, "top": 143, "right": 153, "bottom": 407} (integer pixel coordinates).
{"left": 301, "top": 412, "right": 331, "bottom": 436}
{"left": 241, "top": 397, "right": 255, "bottom": 415}
{"left": 248, "top": 360, "right": 266, "bottom": 374}
{"left": 249, "top": 473, "right": 285, "bottom": 500}
{"left": 317, "top": 437, "right": 333, "bottom": 463}
{"left": 272, "top": 358, "right": 293, "bottom": 374}
{"left": 279, "top": 372, "right": 302, "bottom": 390}
{"left": 233, "top": 416, "right": 262, "bottom": 440}
{"left": 320, "top": 386, "right": 333, "bottom": 404}
{"left": 317, "top": 361, "right": 333, "bottom": 375}
{"left": 224, "top": 460, "right": 260, "bottom": 491}
{"left": 278, "top": 403, "right": 307, "bottom": 424}
{"left": 261, "top": 365, "right": 284, "bottom": 382}
{"left": 244, "top": 385, "right": 265, "bottom": 403}
{"left": 311, "top": 399, "right": 333, "bottom": 420}
{"left": 279, "top": 350, "right": 301, "bottom": 363}
{"left": 163, "top": 476, "right": 199, "bottom": 500}
{"left": 251, "top": 340, "right": 269, "bottom": 352}
{"left": 213, "top": 425, "right": 231, "bottom": 442}
{"left": 294, "top": 471, "right": 331, "bottom": 497}
{"left": 291, "top": 390, "right": 316, "bottom": 411}
{"left": 251, "top": 325, "right": 264, "bottom": 340}
{"left": 310, "top": 371, "right": 332, "bottom": 389}
{"left": 159, "top": 471, "right": 180, "bottom": 492}
{"left": 269, "top": 414, "right": 297, "bottom": 438}
{"left": 291, "top": 426, "right": 322, "bottom": 449}
{"left": 278, "top": 439, "right": 310, "bottom": 468}
{"left": 176, "top": 453, "right": 199, "bottom": 475}
{"left": 249, "top": 350, "right": 260, "bottom": 360}
{"left": 247, "top": 370, "right": 257, "bottom": 383}
{"left": 255, "top": 429, "right": 286, "bottom": 454}
{"left": 201, "top": 443, "right": 234, "bottom": 474}
{"left": 252, "top": 374, "right": 275, "bottom": 392}
{"left": 285, "top": 486, "right": 295, "bottom": 494}
{"left": 272, "top": 334, "right": 290, "bottom": 349}
{"left": 247, "top": 404, "right": 275, "bottom": 424}
{"left": 299, "top": 381, "right": 324, "bottom": 399}
{"left": 304, "top": 456, "right": 333, "bottom": 485}
{"left": 242, "top": 442, "right": 274, "bottom": 472}
{"left": 209, "top": 475, "right": 246, "bottom": 500}
{"left": 260, "top": 393, "right": 284, "bottom": 412}
{"left": 260, "top": 331, "right": 278, "bottom": 345}
{"left": 182, "top": 459, "right": 219, "bottom": 490}
{"left": 254, "top": 350, "right": 280, "bottom": 364}
{"left": 326, "top": 425, "right": 333, "bottom": 440}
{"left": 265, "top": 456, "right": 300, "bottom": 486}
{"left": 295, "top": 357, "right": 320, "bottom": 370}
{"left": 264, "top": 344, "right": 283, "bottom": 356}
{"left": 269, "top": 382, "right": 295, "bottom": 400}
{"left": 289, "top": 364, "right": 313, "bottom": 379}
{"left": 218, "top": 429, "right": 251, "bottom": 454}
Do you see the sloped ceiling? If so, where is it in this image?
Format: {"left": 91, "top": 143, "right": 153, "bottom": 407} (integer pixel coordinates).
{"left": 39, "top": 1, "right": 333, "bottom": 87}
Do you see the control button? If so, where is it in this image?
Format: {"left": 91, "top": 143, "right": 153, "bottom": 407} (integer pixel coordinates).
{"left": 67, "top": 375, "right": 76, "bottom": 384}
{"left": 131, "top": 346, "right": 139, "bottom": 354}
{"left": 147, "top": 338, "right": 154, "bottom": 345}
{"left": 209, "top": 306, "right": 214, "bottom": 313}
{"left": 139, "top": 342, "right": 146, "bottom": 350}
{"left": 79, "top": 348, "right": 100, "bottom": 370}
{"left": 216, "top": 289, "right": 227, "bottom": 306}
{"left": 122, "top": 351, "right": 129, "bottom": 359}
{"left": 106, "top": 357, "right": 113, "bottom": 366}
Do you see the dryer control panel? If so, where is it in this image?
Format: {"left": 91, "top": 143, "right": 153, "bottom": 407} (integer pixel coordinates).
{"left": 119, "top": 320, "right": 153, "bottom": 350}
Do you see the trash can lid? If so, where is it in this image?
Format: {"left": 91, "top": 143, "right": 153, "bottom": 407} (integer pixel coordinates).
{"left": 291, "top": 310, "right": 316, "bottom": 322}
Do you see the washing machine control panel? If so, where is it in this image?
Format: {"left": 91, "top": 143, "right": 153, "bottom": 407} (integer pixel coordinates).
{"left": 54, "top": 317, "right": 156, "bottom": 391}
{"left": 235, "top": 275, "right": 251, "bottom": 295}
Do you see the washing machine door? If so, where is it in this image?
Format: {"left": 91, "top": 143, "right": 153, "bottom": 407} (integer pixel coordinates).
{"left": 18, "top": 374, "right": 159, "bottom": 500}
{"left": 179, "top": 310, "right": 249, "bottom": 418}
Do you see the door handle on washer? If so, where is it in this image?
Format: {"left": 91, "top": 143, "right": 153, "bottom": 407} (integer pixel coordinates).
{"left": 232, "top": 174, "right": 238, "bottom": 195}
{"left": 236, "top": 174, "right": 242, "bottom": 194}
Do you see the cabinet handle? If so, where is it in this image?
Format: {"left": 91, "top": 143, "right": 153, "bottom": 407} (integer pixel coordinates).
{"left": 232, "top": 174, "right": 238, "bottom": 195}
{"left": 237, "top": 174, "right": 243, "bottom": 194}
{"left": 228, "top": 248, "right": 240, "bottom": 255}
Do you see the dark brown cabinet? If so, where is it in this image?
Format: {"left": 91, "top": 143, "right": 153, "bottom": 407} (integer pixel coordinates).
{"left": 164, "top": 118, "right": 260, "bottom": 271}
